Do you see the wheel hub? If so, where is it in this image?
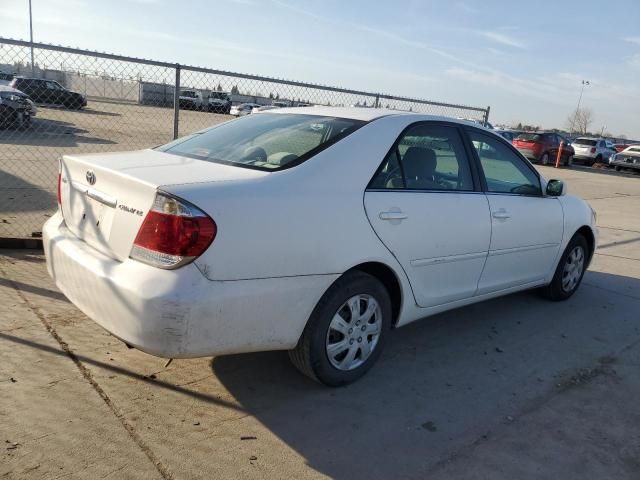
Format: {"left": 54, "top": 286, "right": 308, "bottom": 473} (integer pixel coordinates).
{"left": 325, "top": 294, "right": 382, "bottom": 371}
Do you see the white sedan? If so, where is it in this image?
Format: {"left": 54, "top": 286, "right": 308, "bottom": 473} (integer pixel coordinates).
{"left": 44, "top": 107, "right": 597, "bottom": 386}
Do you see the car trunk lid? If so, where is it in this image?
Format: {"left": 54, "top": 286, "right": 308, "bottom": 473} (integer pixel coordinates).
{"left": 59, "top": 149, "right": 268, "bottom": 261}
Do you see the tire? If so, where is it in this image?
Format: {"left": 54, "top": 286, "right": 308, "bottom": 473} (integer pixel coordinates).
{"left": 595, "top": 155, "right": 602, "bottom": 164}
{"left": 540, "top": 234, "right": 589, "bottom": 301}
{"left": 289, "top": 271, "right": 391, "bottom": 386}
{"left": 564, "top": 155, "right": 573, "bottom": 167}
{"left": 615, "top": 166, "right": 622, "bottom": 172}
{"left": 540, "top": 152, "right": 550, "bottom": 165}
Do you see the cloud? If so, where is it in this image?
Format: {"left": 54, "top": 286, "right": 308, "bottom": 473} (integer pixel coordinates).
{"left": 456, "top": 3, "right": 478, "bottom": 14}
{"left": 480, "top": 31, "right": 525, "bottom": 48}
{"left": 627, "top": 54, "right": 640, "bottom": 70}
{"left": 624, "top": 37, "right": 640, "bottom": 46}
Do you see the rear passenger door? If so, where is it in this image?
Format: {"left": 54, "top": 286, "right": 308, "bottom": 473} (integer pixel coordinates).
{"left": 364, "top": 122, "right": 491, "bottom": 308}
{"left": 466, "top": 129, "right": 563, "bottom": 293}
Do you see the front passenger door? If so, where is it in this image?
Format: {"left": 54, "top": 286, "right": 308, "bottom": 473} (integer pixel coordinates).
{"left": 364, "top": 122, "right": 491, "bottom": 308}
{"left": 467, "top": 129, "right": 563, "bottom": 293}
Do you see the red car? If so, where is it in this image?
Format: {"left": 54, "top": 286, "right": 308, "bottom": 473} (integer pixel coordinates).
{"left": 614, "top": 143, "right": 639, "bottom": 153}
{"left": 512, "top": 132, "right": 575, "bottom": 166}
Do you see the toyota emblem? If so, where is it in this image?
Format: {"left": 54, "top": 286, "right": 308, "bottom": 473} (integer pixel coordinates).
{"left": 86, "top": 170, "right": 96, "bottom": 185}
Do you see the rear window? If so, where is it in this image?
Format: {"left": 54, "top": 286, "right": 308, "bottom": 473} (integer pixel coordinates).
{"left": 157, "top": 113, "right": 365, "bottom": 171}
{"left": 573, "top": 139, "right": 597, "bottom": 146}
{"left": 516, "top": 133, "right": 543, "bottom": 141}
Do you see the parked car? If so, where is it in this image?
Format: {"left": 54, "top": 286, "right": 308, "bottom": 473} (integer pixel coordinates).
{"left": 251, "top": 105, "right": 280, "bottom": 113}
{"left": 609, "top": 145, "right": 640, "bottom": 173}
{"left": 513, "top": 132, "right": 574, "bottom": 166}
{"left": 495, "top": 129, "right": 522, "bottom": 142}
{"left": 44, "top": 108, "right": 597, "bottom": 386}
{"left": 571, "top": 138, "right": 615, "bottom": 166}
{"left": 0, "top": 72, "right": 14, "bottom": 86}
{"left": 229, "top": 103, "right": 260, "bottom": 116}
{"left": 10, "top": 77, "right": 86, "bottom": 109}
{"left": 272, "top": 100, "right": 291, "bottom": 108}
{"left": 207, "top": 91, "right": 232, "bottom": 114}
{"left": 0, "top": 85, "right": 36, "bottom": 128}
{"left": 179, "top": 90, "right": 205, "bottom": 110}
{"left": 614, "top": 143, "right": 637, "bottom": 153}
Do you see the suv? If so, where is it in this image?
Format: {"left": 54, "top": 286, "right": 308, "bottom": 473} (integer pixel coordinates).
{"left": 179, "top": 90, "right": 205, "bottom": 110}
{"left": 10, "top": 77, "right": 86, "bottom": 109}
{"left": 512, "top": 132, "right": 574, "bottom": 166}
{"left": 207, "top": 91, "right": 231, "bottom": 113}
{"left": 0, "top": 85, "right": 36, "bottom": 129}
{"left": 571, "top": 138, "right": 615, "bottom": 165}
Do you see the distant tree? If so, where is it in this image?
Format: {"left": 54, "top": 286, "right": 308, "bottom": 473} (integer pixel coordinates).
{"left": 275, "top": 93, "right": 280, "bottom": 100}
{"left": 516, "top": 122, "right": 523, "bottom": 129}
{"left": 230, "top": 85, "right": 239, "bottom": 95}
{"left": 566, "top": 107, "right": 593, "bottom": 135}
{"left": 216, "top": 83, "right": 222, "bottom": 91}
{"left": 269, "top": 92, "right": 274, "bottom": 99}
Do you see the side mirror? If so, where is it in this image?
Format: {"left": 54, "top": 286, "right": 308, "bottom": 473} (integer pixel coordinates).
{"left": 546, "top": 179, "right": 566, "bottom": 197}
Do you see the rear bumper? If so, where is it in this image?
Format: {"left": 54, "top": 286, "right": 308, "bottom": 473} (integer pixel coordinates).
{"left": 43, "top": 212, "right": 335, "bottom": 358}
{"left": 515, "top": 148, "right": 539, "bottom": 161}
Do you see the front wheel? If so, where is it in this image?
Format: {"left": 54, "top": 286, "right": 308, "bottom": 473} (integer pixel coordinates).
{"left": 289, "top": 271, "right": 391, "bottom": 386}
{"left": 541, "top": 234, "right": 588, "bottom": 301}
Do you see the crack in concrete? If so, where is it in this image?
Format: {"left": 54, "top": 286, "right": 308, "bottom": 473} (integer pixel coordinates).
{"left": 0, "top": 263, "right": 173, "bottom": 480}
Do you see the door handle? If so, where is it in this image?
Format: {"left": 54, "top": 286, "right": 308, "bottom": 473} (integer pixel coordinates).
{"left": 492, "top": 209, "right": 511, "bottom": 220}
{"left": 379, "top": 211, "right": 408, "bottom": 221}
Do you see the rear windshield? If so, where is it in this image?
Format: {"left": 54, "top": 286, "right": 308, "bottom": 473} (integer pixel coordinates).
{"left": 516, "top": 133, "right": 543, "bottom": 141}
{"left": 157, "top": 113, "right": 365, "bottom": 171}
{"left": 573, "top": 138, "right": 597, "bottom": 146}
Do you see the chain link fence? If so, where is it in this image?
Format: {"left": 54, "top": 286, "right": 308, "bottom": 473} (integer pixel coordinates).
{"left": 0, "top": 37, "right": 490, "bottom": 240}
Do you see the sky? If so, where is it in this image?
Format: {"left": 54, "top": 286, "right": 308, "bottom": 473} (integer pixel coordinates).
{"left": 1, "top": 0, "right": 639, "bottom": 138}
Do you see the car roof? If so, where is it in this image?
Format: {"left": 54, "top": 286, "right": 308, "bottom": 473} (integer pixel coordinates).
{"left": 0, "top": 85, "right": 22, "bottom": 94}
{"left": 265, "top": 106, "right": 492, "bottom": 127}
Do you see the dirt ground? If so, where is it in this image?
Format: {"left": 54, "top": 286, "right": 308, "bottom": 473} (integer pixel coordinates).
{"left": 1, "top": 165, "right": 639, "bottom": 479}
{"left": 0, "top": 100, "right": 229, "bottom": 239}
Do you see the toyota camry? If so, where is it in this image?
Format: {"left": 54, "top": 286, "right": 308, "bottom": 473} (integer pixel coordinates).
{"left": 44, "top": 107, "right": 597, "bottom": 386}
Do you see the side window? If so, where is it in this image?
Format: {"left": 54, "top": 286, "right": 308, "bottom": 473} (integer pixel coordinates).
{"left": 468, "top": 130, "right": 541, "bottom": 196}
{"left": 369, "top": 124, "right": 474, "bottom": 191}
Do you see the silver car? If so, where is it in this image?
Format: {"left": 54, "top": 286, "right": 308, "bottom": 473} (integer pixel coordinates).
{"left": 610, "top": 145, "right": 640, "bottom": 172}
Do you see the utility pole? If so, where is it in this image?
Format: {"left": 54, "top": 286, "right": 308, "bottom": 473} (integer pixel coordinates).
{"left": 571, "top": 80, "right": 589, "bottom": 134}
{"left": 29, "top": 0, "right": 35, "bottom": 76}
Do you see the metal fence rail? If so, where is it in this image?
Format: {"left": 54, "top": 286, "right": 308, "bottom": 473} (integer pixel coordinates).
{"left": 0, "top": 37, "right": 490, "bottom": 240}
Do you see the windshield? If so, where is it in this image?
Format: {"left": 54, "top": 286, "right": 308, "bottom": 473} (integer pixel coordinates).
{"left": 516, "top": 133, "right": 543, "bottom": 141}
{"left": 157, "top": 113, "right": 365, "bottom": 170}
{"left": 181, "top": 91, "right": 197, "bottom": 98}
{"left": 573, "top": 138, "right": 597, "bottom": 146}
{"left": 210, "top": 92, "right": 227, "bottom": 99}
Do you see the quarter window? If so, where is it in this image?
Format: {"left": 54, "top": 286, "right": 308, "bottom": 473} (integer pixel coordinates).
{"left": 468, "top": 130, "right": 541, "bottom": 196}
{"left": 369, "top": 124, "right": 474, "bottom": 191}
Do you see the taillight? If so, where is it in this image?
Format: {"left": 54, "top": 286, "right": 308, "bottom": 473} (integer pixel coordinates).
{"left": 130, "top": 193, "right": 216, "bottom": 269}
{"left": 56, "top": 173, "right": 62, "bottom": 206}
{"left": 590, "top": 147, "right": 596, "bottom": 153}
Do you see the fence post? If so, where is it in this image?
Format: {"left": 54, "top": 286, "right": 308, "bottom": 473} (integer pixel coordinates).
{"left": 173, "top": 64, "right": 181, "bottom": 139}
{"left": 483, "top": 106, "right": 491, "bottom": 127}
{"left": 374, "top": 94, "right": 380, "bottom": 108}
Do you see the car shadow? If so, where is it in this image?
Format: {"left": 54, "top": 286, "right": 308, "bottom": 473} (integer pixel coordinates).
{"left": 0, "top": 171, "right": 56, "bottom": 214}
{"left": 211, "top": 271, "right": 640, "bottom": 479}
{"left": 0, "top": 117, "right": 117, "bottom": 148}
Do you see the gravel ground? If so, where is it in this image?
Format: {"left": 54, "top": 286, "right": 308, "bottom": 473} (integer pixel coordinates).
{"left": 1, "top": 166, "right": 640, "bottom": 479}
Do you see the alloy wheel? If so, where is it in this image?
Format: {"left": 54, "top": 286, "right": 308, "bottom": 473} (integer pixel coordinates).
{"left": 325, "top": 294, "right": 382, "bottom": 371}
{"left": 562, "top": 245, "right": 585, "bottom": 293}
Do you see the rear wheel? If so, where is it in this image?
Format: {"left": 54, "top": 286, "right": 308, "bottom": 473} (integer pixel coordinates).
{"left": 289, "top": 271, "right": 391, "bottom": 386}
{"left": 615, "top": 166, "right": 622, "bottom": 172}
{"left": 540, "top": 152, "right": 550, "bottom": 165}
{"left": 564, "top": 155, "right": 573, "bottom": 167}
{"left": 541, "top": 234, "right": 588, "bottom": 301}
{"left": 595, "top": 155, "right": 602, "bottom": 164}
